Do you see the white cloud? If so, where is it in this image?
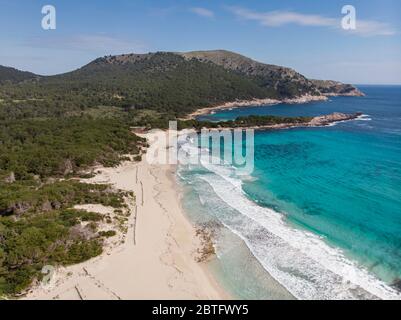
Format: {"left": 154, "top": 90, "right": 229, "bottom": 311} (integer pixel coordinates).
{"left": 190, "top": 7, "right": 215, "bottom": 18}
{"left": 230, "top": 7, "right": 335, "bottom": 27}
{"left": 228, "top": 7, "right": 396, "bottom": 37}
{"left": 350, "top": 20, "right": 396, "bottom": 36}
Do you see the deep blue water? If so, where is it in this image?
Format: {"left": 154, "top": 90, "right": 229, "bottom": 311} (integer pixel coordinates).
{"left": 179, "top": 86, "right": 401, "bottom": 299}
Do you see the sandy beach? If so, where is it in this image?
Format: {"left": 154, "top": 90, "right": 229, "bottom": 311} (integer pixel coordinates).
{"left": 24, "top": 131, "right": 227, "bottom": 300}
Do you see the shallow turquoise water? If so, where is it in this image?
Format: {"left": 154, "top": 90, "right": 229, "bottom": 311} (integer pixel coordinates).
{"left": 246, "top": 127, "right": 401, "bottom": 282}
{"left": 178, "top": 86, "right": 401, "bottom": 299}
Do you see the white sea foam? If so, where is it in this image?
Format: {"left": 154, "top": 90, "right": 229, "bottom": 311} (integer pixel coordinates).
{"left": 321, "top": 114, "right": 372, "bottom": 127}
{"left": 198, "top": 194, "right": 206, "bottom": 206}
{"left": 178, "top": 140, "right": 401, "bottom": 300}
{"left": 356, "top": 114, "right": 372, "bottom": 121}
{"left": 319, "top": 114, "right": 371, "bottom": 128}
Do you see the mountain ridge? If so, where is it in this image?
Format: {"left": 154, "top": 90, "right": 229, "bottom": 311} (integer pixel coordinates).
{"left": 0, "top": 50, "right": 363, "bottom": 98}
{"left": 311, "top": 79, "right": 364, "bottom": 96}
{"left": 180, "top": 50, "right": 320, "bottom": 97}
{"left": 0, "top": 65, "right": 39, "bottom": 84}
{"left": 179, "top": 50, "right": 363, "bottom": 97}
{"left": 0, "top": 50, "right": 364, "bottom": 118}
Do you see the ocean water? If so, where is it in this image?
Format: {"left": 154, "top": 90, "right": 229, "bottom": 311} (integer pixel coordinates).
{"left": 177, "top": 86, "right": 401, "bottom": 300}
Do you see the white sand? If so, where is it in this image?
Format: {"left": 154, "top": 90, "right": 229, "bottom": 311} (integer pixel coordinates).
{"left": 25, "top": 131, "right": 227, "bottom": 300}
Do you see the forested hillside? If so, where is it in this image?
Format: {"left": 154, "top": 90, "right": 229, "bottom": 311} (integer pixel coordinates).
{"left": 0, "top": 52, "right": 275, "bottom": 118}
{"left": 0, "top": 116, "right": 145, "bottom": 296}
{"left": 0, "top": 51, "right": 363, "bottom": 120}
{"left": 0, "top": 65, "right": 38, "bottom": 84}
{"left": 180, "top": 50, "right": 321, "bottom": 97}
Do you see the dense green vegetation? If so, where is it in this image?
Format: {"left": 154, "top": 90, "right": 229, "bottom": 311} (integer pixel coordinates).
{"left": 181, "top": 50, "right": 321, "bottom": 98}
{"left": 0, "top": 50, "right": 358, "bottom": 122}
{"left": 0, "top": 53, "right": 274, "bottom": 119}
{"left": 0, "top": 117, "right": 145, "bottom": 180}
{"left": 177, "top": 115, "right": 313, "bottom": 130}
{"left": 0, "top": 180, "right": 128, "bottom": 217}
{"left": 0, "top": 176, "right": 134, "bottom": 295}
{"left": 0, "top": 65, "right": 38, "bottom": 84}
{"left": 1, "top": 208, "right": 105, "bottom": 295}
{"left": 0, "top": 115, "right": 144, "bottom": 296}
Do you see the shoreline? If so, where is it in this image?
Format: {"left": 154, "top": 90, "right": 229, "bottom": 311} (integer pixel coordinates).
{"left": 187, "top": 112, "right": 364, "bottom": 132}
{"left": 229, "top": 112, "right": 364, "bottom": 131}
{"left": 24, "top": 132, "right": 229, "bottom": 300}
{"left": 185, "top": 95, "right": 329, "bottom": 119}
{"left": 174, "top": 132, "right": 401, "bottom": 300}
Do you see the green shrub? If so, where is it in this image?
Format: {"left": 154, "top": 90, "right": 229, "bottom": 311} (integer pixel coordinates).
{"left": 98, "top": 230, "right": 117, "bottom": 238}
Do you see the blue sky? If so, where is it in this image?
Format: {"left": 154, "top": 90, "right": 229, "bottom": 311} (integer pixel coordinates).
{"left": 0, "top": 0, "right": 400, "bottom": 84}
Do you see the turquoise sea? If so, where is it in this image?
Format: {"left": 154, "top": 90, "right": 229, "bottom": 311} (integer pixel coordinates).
{"left": 177, "top": 86, "right": 401, "bottom": 300}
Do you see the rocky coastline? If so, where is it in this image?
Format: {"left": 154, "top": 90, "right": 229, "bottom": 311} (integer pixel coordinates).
{"left": 203, "top": 112, "right": 363, "bottom": 131}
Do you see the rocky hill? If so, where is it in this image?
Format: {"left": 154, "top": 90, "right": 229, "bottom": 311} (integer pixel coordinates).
{"left": 0, "top": 65, "right": 38, "bottom": 84}
{"left": 0, "top": 50, "right": 364, "bottom": 118}
{"left": 311, "top": 79, "right": 364, "bottom": 96}
{"left": 180, "top": 50, "right": 321, "bottom": 98}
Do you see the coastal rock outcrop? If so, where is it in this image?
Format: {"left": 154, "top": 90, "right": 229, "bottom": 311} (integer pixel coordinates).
{"left": 308, "top": 112, "right": 362, "bottom": 126}
{"left": 181, "top": 50, "right": 364, "bottom": 98}
{"left": 311, "top": 79, "right": 365, "bottom": 97}
{"left": 181, "top": 50, "right": 321, "bottom": 98}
